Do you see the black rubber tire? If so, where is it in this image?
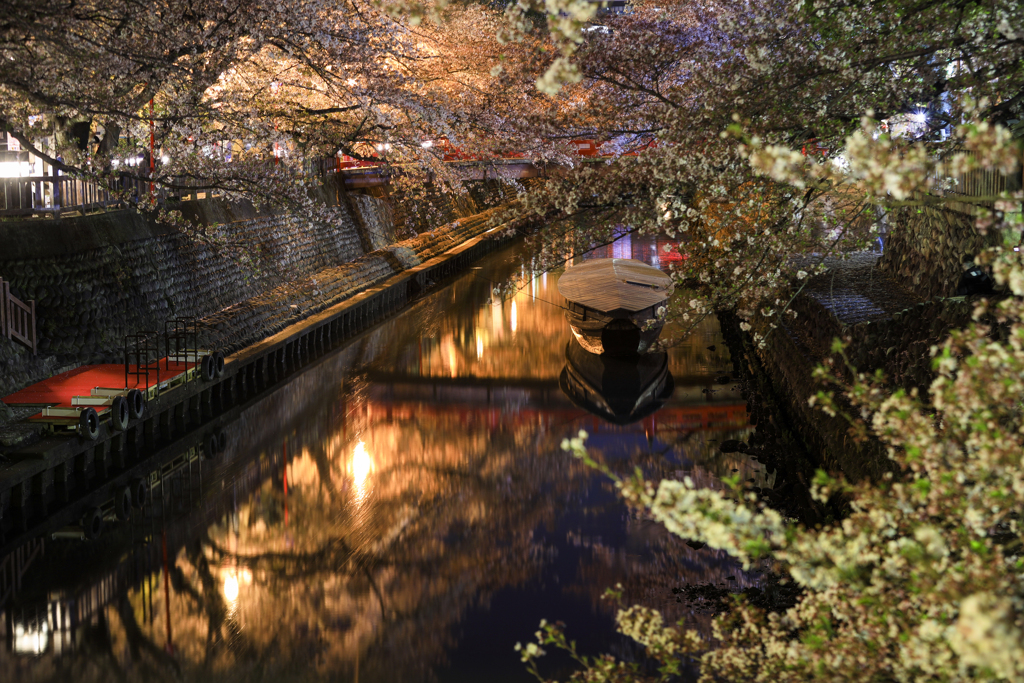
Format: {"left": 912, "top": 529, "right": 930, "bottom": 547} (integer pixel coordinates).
{"left": 217, "top": 431, "right": 227, "bottom": 453}
{"left": 214, "top": 351, "right": 226, "bottom": 377}
{"left": 131, "top": 477, "right": 148, "bottom": 509}
{"left": 201, "top": 354, "right": 216, "bottom": 382}
{"left": 115, "top": 486, "right": 132, "bottom": 521}
{"left": 82, "top": 506, "right": 103, "bottom": 540}
{"left": 127, "top": 388, "right": 145, "bottom": 419}
{"left": 204, "top": 433, "right": 219, "bottom": 459}
{"left": 79, "top": 407, "right": 99, "bottom": 440}
{"left": 110, "top": 395, "right": 130, "bottom": 431}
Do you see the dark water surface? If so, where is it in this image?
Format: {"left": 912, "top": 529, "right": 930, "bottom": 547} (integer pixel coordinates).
{"left": 1, "top": 235, "right": 773, "bottom": 682}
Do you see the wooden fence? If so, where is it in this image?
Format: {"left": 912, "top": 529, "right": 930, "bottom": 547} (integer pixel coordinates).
{"left": 932, "top": 145, "right": 1024, "bottom": 221}
{"left": 1, "top": 277, "right": 37, "bottom": 354}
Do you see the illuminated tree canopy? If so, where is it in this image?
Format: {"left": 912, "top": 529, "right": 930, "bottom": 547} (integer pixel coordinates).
{"left": 3, "top": 0, "right": 1020, "bottom": 283}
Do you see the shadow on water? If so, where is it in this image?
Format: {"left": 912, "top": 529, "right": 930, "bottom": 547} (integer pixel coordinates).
{"left": 1, "top": 234, "right": 789, "bottom": 683}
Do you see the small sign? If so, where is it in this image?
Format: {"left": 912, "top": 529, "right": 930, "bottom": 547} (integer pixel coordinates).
{"left": 7, "top": 136, "right": 19, "bottom": 151}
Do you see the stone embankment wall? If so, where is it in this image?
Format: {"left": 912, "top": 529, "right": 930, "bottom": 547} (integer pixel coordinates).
{"left": 0, "top": 199, "right": 364, "bottom": 398}
{"left": 363, "top": 177, "right": 523, "bottom": 240}
{"left": 879, "top": 199, "right": 1000, "bottom": 300}
{"left": 753, "top": 315, "right": 890, "bottom": 482}
{"left": 790, "top": 292, "right": 973, "bottom": 393}
{"left": 0, "top": 178, "right": 524, "bottom": 401}
{"left": 198, "top": 204, "right": 522, "bottom": 356}
{"left": 754, "top": 197, "right": 1001, "bottom": 481}
{"left": 350, "top": 194, "right": 395, "bottom": 251}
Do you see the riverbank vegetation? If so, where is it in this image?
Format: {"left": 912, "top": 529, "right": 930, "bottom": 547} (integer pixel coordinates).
{"left": 518, "top": 247, "right": 1024, "bottom": 681}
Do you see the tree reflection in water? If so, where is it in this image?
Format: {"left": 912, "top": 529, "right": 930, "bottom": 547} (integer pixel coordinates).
{"left": 2, "top": 236, "right": 772, "bottom": 683}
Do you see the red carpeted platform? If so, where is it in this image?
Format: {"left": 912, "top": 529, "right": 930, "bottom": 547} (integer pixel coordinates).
{"left": 2, "top": 360, "right": 196, "bottom": 411}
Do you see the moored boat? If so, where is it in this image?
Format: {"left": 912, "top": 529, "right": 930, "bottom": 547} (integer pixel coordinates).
{"left": 557, "top": 258, "right": 673, "bottom": 356}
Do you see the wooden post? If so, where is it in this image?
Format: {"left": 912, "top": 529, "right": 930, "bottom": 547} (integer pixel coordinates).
{"left": 0, "top": 278, "right": 7, "bottom": 338}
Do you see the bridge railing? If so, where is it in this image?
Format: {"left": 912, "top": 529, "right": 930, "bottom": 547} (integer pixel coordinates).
{"left": 0, "top": 172, "right": 232, "bottom": 219}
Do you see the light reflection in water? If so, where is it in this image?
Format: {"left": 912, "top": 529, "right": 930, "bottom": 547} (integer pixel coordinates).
{"left": 444, "top": 334, "right": 458, "bottom": 377}
{"left": 13, "top": 620, "right": 49, "bottom": 655}
{"left": 223, "top": 573, "right": 239, "bottom": 604}
{"left": 4, "top": 234, "right": 765, "bottom": 683}
{"left": 351, "top": 439, "right": 373, "bottom": 503}
{"left": 221, "top": 567, "right": 252, "bottom": 611}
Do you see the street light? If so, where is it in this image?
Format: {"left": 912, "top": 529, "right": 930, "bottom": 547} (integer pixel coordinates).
{"left": 0, "top": 161, "right": 30, "bottom": 177}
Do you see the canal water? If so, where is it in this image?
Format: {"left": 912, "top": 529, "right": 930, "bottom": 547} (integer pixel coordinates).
{"left": 1, "top": 235, "right": 774, "bottom": 682}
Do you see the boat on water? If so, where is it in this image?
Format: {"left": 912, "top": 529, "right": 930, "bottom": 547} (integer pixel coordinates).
{"left": 557, "top": 258, "right": 673, "bottom": 356}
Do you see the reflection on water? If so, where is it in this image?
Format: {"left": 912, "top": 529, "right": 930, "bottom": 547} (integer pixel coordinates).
{"left": 560, "top": 337, "right": 674, "bottom": 424}
{"left": 0, "top": 235, "right": 771, "bottom": 683}
{"left": 351, "top": 440, "right": 373, "bottom": 505}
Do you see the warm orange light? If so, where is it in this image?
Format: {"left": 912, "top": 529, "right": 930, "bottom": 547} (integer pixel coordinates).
{"left": 223, "top": 573, "right": 239, "bottom": 603}
{"left": 352, "top": 440, "right": 374, "bottom": 503}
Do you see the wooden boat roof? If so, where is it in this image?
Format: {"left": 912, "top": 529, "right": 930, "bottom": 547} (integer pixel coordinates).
{"left": 557, "top": 258, "right": 673, "bottom": 313}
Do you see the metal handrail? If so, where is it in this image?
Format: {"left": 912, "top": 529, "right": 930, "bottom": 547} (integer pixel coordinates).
{"left": 0, "top": 277, "right": 37, "bottom": 354}
{"left": 124, "top": 331, "right": 161, "bottom": 392}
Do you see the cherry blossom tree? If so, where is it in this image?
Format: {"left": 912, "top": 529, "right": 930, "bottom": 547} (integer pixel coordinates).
{"left": 0, "top": 0, "right": 520, "bottom": 222}
{"left": 483, "top": 0, "right": 1024, "bottom": 337}
{"left": 497, "top": 1, "right": 1024, "bottom": 679}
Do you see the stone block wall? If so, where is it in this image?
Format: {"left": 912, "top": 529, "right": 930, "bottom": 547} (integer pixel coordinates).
{"left": 0, "top": 203, "right": 365, "bottom": 397}
{"left": 350, "top": 194, "right": 395, "bottom": 251}
{"left": 467, "top": 178, "right": 525, "bottom": 208}
{"left": 753, "top": 315, "right": 890, "bottom": 482}
{"left": 372, "top": 186, "right": 480, "bottom": 239}
{"left": 789, "top": 291, "right": 973, "bottom": 394}
{"left": 0, "top": 177, "right": 524, "bottom": 400}
{"left": 361, "top": 178, "right": 527, "bottom": 239}
{"left": 196, "top": 203, "right": 526, "bottom": 356}
{"left": 878, "top": 200, "right": 1000, "bottom": 300}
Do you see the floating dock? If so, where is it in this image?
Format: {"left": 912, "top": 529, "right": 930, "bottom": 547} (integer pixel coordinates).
{"left": 4, "top": 360, "right": 197, "bottom": 432}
